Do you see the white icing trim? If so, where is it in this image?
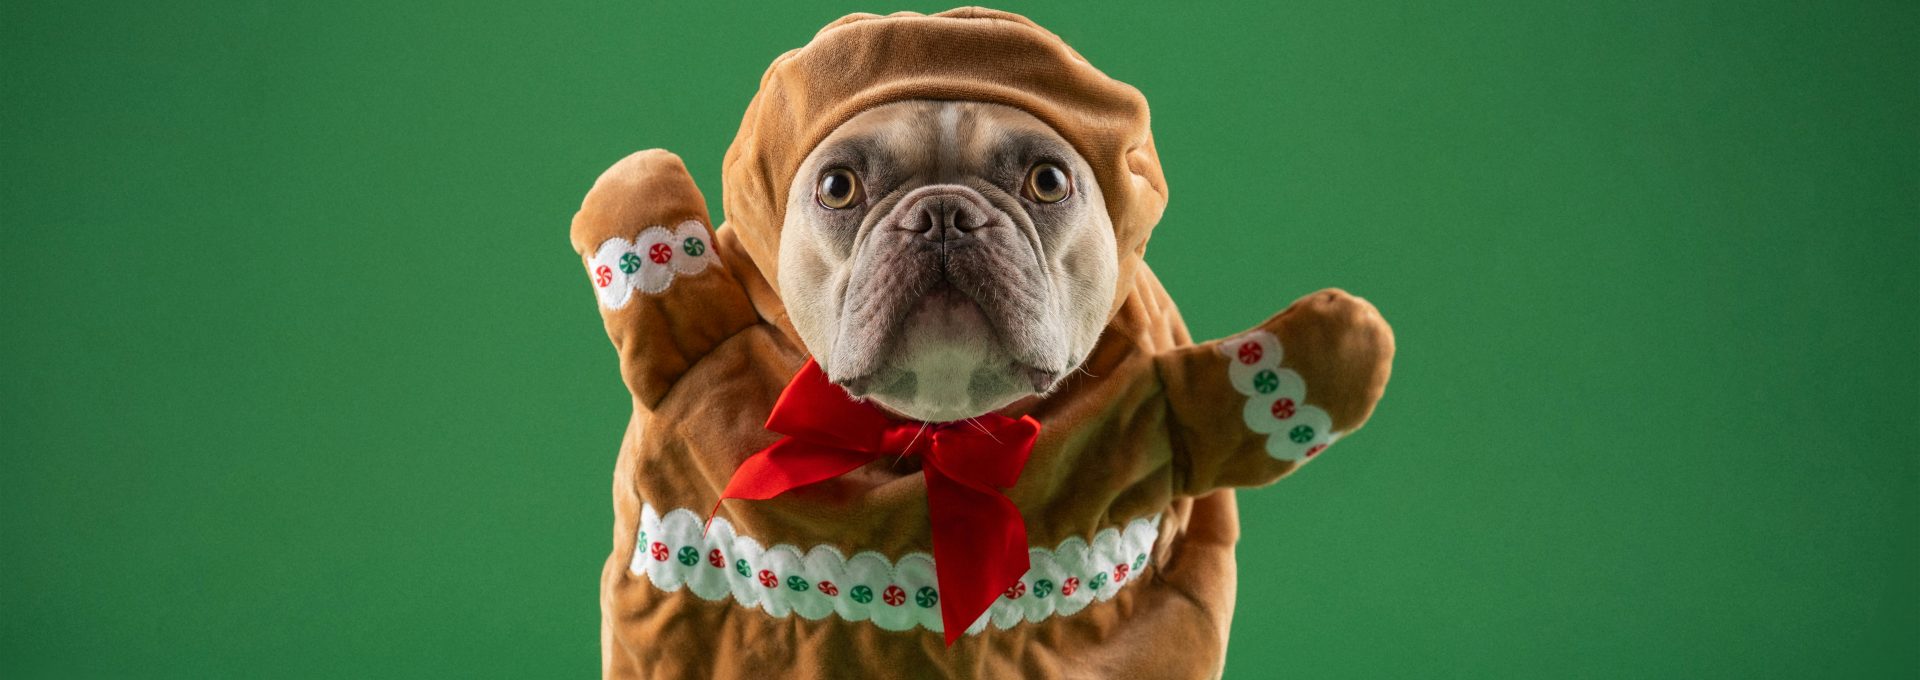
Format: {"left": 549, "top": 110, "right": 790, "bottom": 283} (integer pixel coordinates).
{"left": 589, "top": 220, "right": 718, "bottom": 309}
{"left": 1219, "top": 330, "right": 1337, "bottom": 461}
{"left": 628, "top": 504, "right": 1160, "bottom": 635}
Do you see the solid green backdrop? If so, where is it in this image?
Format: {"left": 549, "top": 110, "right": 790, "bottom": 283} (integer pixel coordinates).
{"left": 3, "top": 1, "right": 1914, "bottom": 677}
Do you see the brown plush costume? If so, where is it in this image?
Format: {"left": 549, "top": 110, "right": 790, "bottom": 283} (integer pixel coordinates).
{"left": 572, "top": 8, "right": 1394, "bottom": 679}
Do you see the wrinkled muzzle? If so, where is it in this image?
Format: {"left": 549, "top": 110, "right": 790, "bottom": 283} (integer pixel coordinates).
{"left": 830, "top": 184, "right": 1068, "bottom": 398}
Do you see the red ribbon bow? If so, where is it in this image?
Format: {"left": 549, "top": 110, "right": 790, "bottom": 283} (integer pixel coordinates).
{"left": 711, "top": 360, "right": 1040, "bottom": 645}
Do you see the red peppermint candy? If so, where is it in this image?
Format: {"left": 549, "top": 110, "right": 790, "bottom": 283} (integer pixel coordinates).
{"left": 707, "top": 549, "right": 725, "bottom": 568}
{"left": 1061, "top": 577, "right": 1080, "bottom": 597}
{"left": 1305, "top": 443, "right": 1328, "bottom": 458}
{"left": 882, "top": 585, "right": 907, "bottom": 607}
{"left": 818, "top": 580, "right": 839, "bottom": 596}
{"left": 593, "top": 265, "right": 613, "bottom": 288}
{"left": 757, "top": 569, "right": 778, "bottom": 588}
{"left": 1114, "top": 563, "right": 1130, "bottom": 583}
{"left": 1270, "top": 397, "right": 1296, "bottom": 420}
{"left": 648, "top": 542, "right": 668, "bottom": 562}
{"left": 647, "top": 243, "right": 674, "bottom": 264}
{"left": 1236, "top": 341, "right": 1263, "bottom": 365}
{"left": 1004, "top": 581, "right": 1027, "bottom": 600}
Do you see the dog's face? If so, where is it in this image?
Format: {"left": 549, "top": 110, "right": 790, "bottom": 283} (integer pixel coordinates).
{"left": 779, "top": 100, "right": 1118, "bottom": 422}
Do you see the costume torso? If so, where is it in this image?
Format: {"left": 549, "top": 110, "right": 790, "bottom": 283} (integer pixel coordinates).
{"left": 599, "top": 229, "right": 1252, "bottom": 679}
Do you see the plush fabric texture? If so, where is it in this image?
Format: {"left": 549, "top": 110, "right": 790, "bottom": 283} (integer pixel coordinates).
{"left": 571, "top": 8, "right": 1395, "bottom": 679}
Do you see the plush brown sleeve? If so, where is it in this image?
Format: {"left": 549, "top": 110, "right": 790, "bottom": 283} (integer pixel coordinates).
{"left": 570, "top": 149, "right": 761, "bottom": 410}
{"left": 1157, "top": 289, "right": 1395, "bottom": 496}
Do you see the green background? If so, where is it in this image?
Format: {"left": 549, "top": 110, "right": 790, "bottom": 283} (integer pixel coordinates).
{"left": 4, "top": 1, "right": 1914, "bottom": 677}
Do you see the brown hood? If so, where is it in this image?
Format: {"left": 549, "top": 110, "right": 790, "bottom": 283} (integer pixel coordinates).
{"left": 720, "top": 7, "right": 1168, "bottom": 315}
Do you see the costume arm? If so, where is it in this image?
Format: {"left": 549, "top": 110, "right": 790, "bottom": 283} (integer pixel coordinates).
{"left": 1157, "top": 289, "right": 1395, "bottom": 496}
{"left": 571, "top": 149, "right": 760, "bottom": 410}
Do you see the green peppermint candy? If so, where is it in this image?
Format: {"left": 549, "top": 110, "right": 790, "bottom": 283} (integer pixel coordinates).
{"left": 785, "top": 575, "right": 810, "bottom": 592}
{"left": 1253, "top": 369, "right": 1280, "bottom": 394}
{"left": 682, "top": 237, "right": 706, "bottom": 257}
{"left": 1032, "top": 579, "right": 1055, "bottom": 598}
{"left": 618, "top": 252, "right": 643, "bottom": 274}
{"left": 915, "top": 587, "right": 939, "bottom": 608}
{"left": 1289, "top": 424, "right": 1316, "bottom": 444}
{"left": 734, "top": 559, "right": 750, "bottom": 578}
{"left": 1133, "top": 554, "right": 1148, "bottom": 571}
{"left": 676, "top": 547, "right": 698, "bottom": 566}
{"left": 1090, "top": 572, "right": 1109, "bottom": 591}
{"left": 849, "top": 585, "right": 874, "bottom": 604}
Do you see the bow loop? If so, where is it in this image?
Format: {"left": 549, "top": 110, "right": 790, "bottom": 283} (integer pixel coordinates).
{"left": 763, "top": 361, "right": 896, "bottom": 451}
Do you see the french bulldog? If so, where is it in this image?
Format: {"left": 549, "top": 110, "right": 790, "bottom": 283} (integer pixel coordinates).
{"left": 779, "top": 100, "right": 1116, "bottom": 422}
{"left": 573, "top": 9, "right": 1394, "bottom": 678}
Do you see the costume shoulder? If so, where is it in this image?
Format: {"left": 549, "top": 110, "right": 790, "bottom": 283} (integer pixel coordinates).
{"left": 571, "top": 149, "right": 760, "bottom": 409}
{"left": 1156, "top": 289, "right": 1395, "bottom": 495}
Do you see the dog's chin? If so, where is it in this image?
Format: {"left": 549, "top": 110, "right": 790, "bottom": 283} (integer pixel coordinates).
{"left": 854, "top": 291, "right": 1046, "bottom": 423}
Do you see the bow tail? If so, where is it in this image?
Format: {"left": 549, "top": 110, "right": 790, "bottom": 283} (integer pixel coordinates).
{"left": 924, "top": 466, "right": 1032, "bottom": 646}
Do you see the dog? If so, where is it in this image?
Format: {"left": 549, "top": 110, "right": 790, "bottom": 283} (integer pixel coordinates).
{"left": 571, "top": 9, "right": 1393, "bottom": 678}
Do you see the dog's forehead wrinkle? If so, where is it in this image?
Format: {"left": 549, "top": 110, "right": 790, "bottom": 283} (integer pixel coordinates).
{"left": 926, "top": 103, "right": 963, "bottom": 183}
{"left": 987, "top": 131, "right": 1069, "bottom": 170}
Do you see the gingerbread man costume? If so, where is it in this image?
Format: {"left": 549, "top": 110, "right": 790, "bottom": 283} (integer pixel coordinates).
{"left": 571, "top": 8, "right": 1394, "bottom": 678}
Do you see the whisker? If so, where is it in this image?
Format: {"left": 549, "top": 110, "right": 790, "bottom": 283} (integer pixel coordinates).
{"left": 893, "top": 422, "right": 931, "bottom": 468}
{"left": 965, "top": 417, "right": 1002, "bottom": 444}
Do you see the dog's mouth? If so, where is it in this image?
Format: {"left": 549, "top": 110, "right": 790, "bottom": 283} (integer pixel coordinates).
{"left": 832, "top": 282, "right": 1059, "bottom": 400}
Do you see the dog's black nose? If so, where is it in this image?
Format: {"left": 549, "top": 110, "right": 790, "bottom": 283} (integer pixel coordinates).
{"left": 899, "top": 189, "right": 991, "bottom": 242}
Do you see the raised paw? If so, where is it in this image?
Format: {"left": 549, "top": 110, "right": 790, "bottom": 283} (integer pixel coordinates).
{"left": 1218, "top": 289, "right": 1394, "bottom": 460}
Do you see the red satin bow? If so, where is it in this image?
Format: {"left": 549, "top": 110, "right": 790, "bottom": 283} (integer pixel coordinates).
{"left": 711, "top": 359, "right": 1040, "bottom": 646}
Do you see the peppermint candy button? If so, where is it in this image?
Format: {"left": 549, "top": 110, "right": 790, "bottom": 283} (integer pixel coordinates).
{"left": 589, "top": 239, "right": 634, "bottom": 309}
{"left": 1032, "top": 579, "right": 1055, "bottom": 599}
{"left": 631, "top": 229, "right": 676, "bottom": 293}
{"left": 666, "top": 220, "right": 715, "bottom": 277}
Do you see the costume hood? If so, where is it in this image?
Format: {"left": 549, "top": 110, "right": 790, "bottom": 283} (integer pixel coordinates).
{"left": 719, "top": 7, "right": 1169, "bottom": 314}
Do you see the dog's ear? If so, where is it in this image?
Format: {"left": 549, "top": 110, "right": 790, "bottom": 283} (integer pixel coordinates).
{"left": 571, "top": 150, "right": 760, "bottom": 409}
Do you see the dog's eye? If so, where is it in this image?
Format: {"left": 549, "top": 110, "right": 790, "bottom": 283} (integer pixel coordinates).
{"left": 816, "top": 168, "right": 863, "bottom": 210}
{"left": 1025, "top": 163, "right": 1071, "bottom": 203}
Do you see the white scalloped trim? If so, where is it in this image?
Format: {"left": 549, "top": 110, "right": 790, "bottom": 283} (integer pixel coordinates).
{"left": 1218, "top": 330, "right": 1338, "bottom": 461}
{"left": 588, "top": 220, "right": 718, "bottom": 309}
{"left": 628, "top": 504, "right": 1160, "bottom": 635}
